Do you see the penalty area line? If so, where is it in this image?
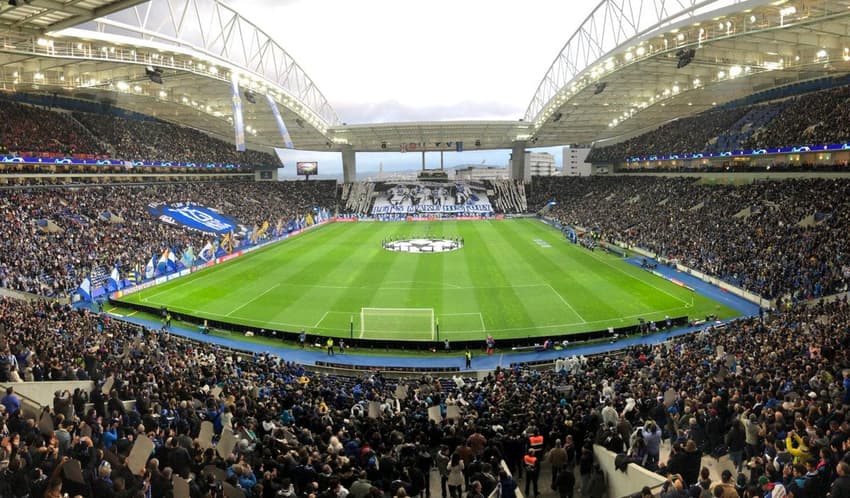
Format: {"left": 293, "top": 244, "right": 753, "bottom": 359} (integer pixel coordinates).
{"left": 313, "top": 311, "right": 330, "bottom": 328}
{"left": 546, "top": 284, "right": 587, "bottom": 323}
{"left": 225, "top": 283, "right": 281, "bottom": 317}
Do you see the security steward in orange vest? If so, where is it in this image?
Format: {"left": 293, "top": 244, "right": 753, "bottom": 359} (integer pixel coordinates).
{"left": 528, "top": 434, "right": 544, "bottom": 453}
{"left": 524, "top": 448, "right": 540, "bottom": 497}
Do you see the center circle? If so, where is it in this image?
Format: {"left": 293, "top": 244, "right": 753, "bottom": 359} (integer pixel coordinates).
{"left": 383, "top": 238, "right": 463, "bottom": 254}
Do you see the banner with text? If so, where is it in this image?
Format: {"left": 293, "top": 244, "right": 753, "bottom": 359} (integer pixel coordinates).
{"left": 370, "top": 181, "right": 493, "bottom": 215}
{"left": 148, "top": 202, "right": 242, "bottom": 234}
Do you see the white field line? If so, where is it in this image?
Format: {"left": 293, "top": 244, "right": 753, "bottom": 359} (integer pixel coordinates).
{"left": 546, "top": 284, "right": 587, "bottom": 323}
{"left": 584, "top": 250, "right": 691, "bottom": 306}
{"left": 225, "top": 283, "right": 281, "bottom": 317}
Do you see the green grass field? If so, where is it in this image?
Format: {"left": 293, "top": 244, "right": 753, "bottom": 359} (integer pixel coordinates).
{"left": 115, "top": 219, "right": 739, "bottom": 341}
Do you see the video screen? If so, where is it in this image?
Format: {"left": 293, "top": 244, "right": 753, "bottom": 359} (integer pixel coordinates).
{"left": 297, "top": 161, "right": 318, "bottom": 175}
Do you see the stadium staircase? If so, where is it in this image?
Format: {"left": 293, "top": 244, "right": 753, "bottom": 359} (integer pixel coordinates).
{"left": 67, "top": 112, "right": 112, "bottom": 154}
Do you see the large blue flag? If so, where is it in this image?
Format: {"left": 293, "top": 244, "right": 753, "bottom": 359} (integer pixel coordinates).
{"left": 167, "top": 248, "right": 178, "bottom": 272}
{"left": 77, "top": 275, "right": 92, "bottom": 301}
{"left": 156, "top": 248, "right": 171, "bottom": 274}
{"left": 145, "top": 255, "right": 156, "bottom": 279}
{"left": 181, "top": 246, "right": 195, "bottom": 268}
{"left": 199, "top": 242, "right": 214, "bottom": 261}
{"left": 106, "top": 265, "right": 120, "bottom": 292}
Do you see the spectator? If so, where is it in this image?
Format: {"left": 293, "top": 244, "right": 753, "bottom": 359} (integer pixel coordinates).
{"left": 0, "top": 387, "right": 20, "bottom": 415}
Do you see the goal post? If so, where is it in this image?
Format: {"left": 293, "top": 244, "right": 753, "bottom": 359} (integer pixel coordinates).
{"left": 360, "top": 307, "right": 435, "bottom": 340}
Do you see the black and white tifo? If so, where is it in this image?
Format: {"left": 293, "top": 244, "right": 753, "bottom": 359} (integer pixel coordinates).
{"left": 383, "top": 238, "right": 463, "bottom": 254}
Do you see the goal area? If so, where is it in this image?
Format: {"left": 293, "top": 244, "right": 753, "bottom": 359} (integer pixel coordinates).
{"left": 360, "top": 307, "right": 436, "bottom": 340}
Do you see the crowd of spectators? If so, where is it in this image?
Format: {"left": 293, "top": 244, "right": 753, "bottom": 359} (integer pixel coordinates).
{"left": 585, "top": 109, "right": 748, "bottom": 164}
{"left": 72, "top": 113, "right": 280, "bottom": 168}
{"left": 0, "top": 180, "right": 337, "bottom": 298}
{"left": 0, "top": 101, "right": 106, "bottom": 158}
{"left": 586, "top": 85, "right": 850, "bottom": 164}
{"left": 742, "top": 86, "right": 850, "bottom": 150}
{"left": 2, "top": 288, "right": 850, "bottom": 498}
{"left": 0, "top": 99, "right": 280, "bottom": 167}
{"left": 530, "top": 176, "right": 850, "bottom": 300}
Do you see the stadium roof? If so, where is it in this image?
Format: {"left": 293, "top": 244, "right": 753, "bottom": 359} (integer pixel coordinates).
{"left": 0, "top": 0, "right": 338, "bottom": 152}
{"left": 526, "top": 0, "right": 850, "bottom": 147}
{"left": 1, "top": 0, "right": 849, "bottom": 153}
{"left": 0, "top": 0, "right": 147, "bottom": 34}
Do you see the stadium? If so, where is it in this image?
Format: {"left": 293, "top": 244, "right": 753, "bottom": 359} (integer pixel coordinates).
{"left": 1, "top": 0, "right": 850, "bottom": 497}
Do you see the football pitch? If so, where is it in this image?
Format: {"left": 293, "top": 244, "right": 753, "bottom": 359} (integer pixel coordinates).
{"left": 115, "top": 219, "right": 739, "bottom": 342}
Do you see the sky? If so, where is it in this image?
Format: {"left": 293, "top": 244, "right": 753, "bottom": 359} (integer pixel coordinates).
{"left": 237, "top": 0, "right": 596, "bottom": 125}
{"left": 235, "top": 0, "right": 598, "bottom": 175}
{"left": 275, "top": 145, "right": 567, "bottom": 178}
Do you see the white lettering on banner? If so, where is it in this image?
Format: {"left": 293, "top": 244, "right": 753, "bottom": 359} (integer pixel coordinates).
{"left": 169, "top": 206, "right": 233, "bottom": 232}
{"left": 372, "top": 203, "right": 493, "bottom": 215}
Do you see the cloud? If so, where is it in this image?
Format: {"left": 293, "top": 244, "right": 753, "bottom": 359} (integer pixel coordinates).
{"left": 235, "top": 0, "right": 594, "bottom": 123}
{"left": 333, "top": 99, "right": 523, "bottom": 124}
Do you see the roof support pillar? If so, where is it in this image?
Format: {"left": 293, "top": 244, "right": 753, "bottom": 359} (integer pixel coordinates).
{"left": 510, "top": 141, "right": 527, "bottom": 181}
{"left": 341, "top": 145, "right": 356, "bottom": 183}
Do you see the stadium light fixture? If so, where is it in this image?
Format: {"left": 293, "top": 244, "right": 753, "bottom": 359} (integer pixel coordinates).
{"left": 676, "top": 48, "right": 696, "bottom": 68}
{"left": 779, "top": 6, "right": 796, "bottom": 26}
{"left": 145, "top": 66, "right": 163, "bottom": 84}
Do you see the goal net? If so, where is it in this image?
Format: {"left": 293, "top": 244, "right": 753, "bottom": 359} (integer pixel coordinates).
{"left": 360, "top": 307, "right": 436, "bottom": 340}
